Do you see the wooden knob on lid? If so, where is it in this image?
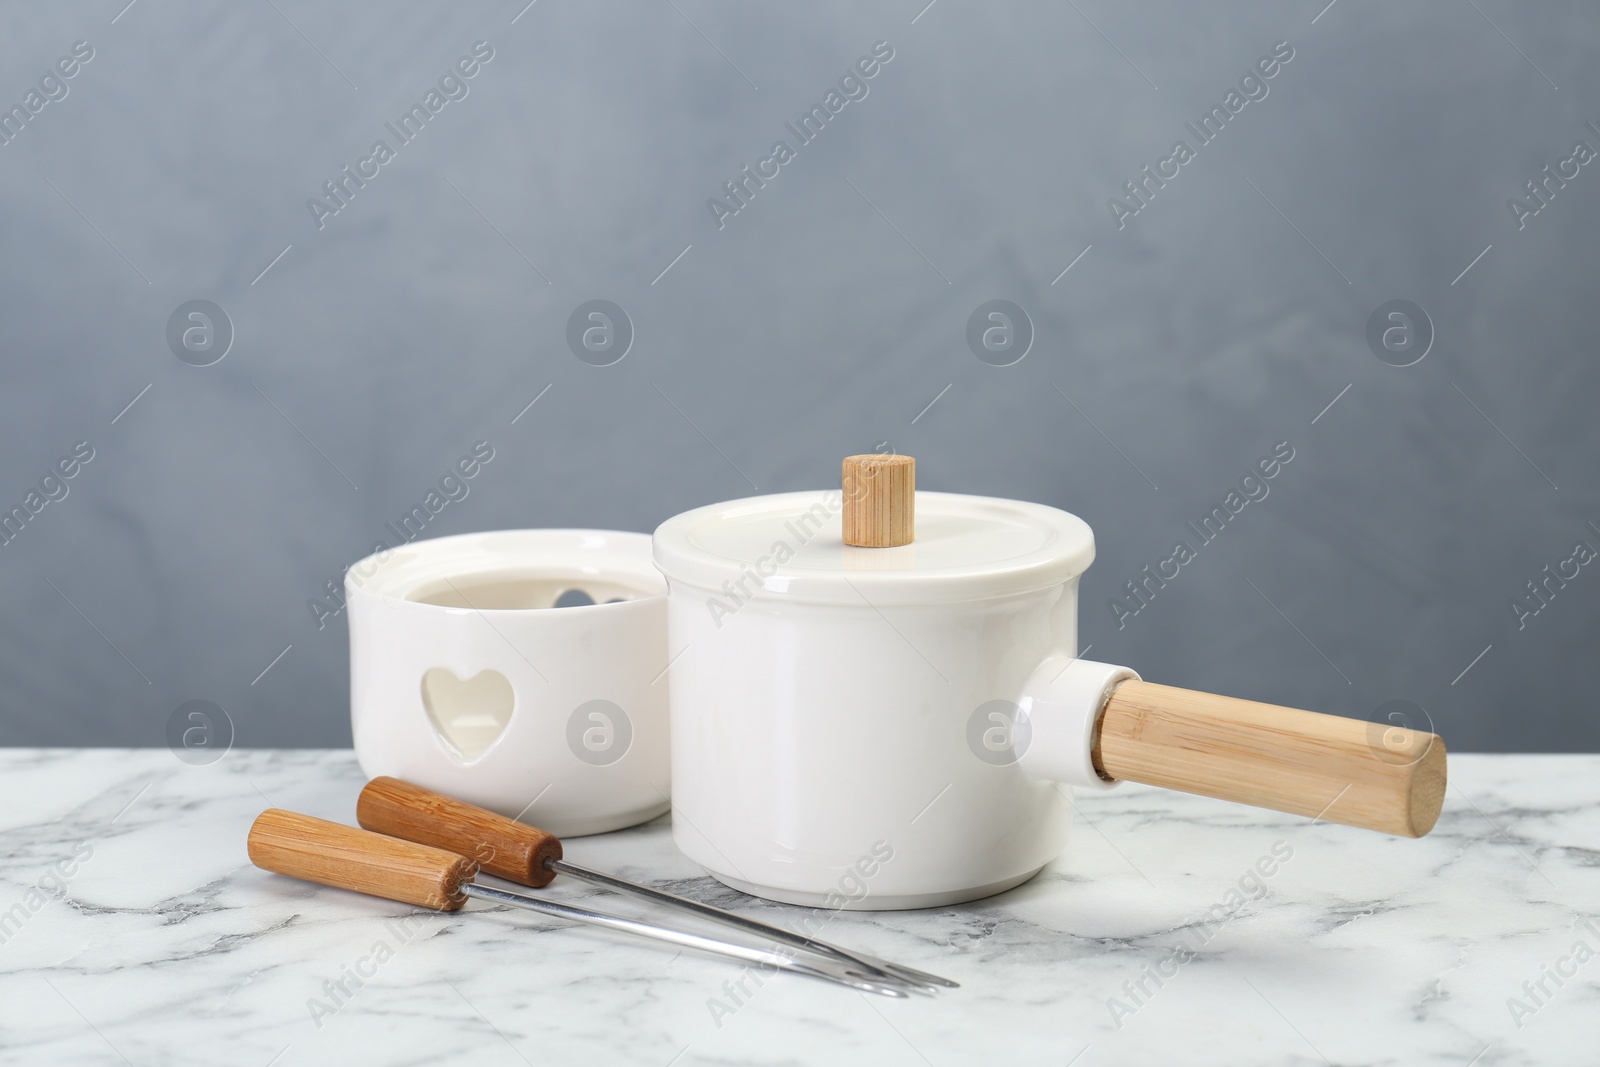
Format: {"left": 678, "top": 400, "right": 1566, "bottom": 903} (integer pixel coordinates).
{"left": 842, "top": 454, "right": 914, "bottom": 548}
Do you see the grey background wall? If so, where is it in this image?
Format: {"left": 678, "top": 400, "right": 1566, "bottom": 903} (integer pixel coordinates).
{"left": 0, "top": 1, "right": 1595, "bottom": 751}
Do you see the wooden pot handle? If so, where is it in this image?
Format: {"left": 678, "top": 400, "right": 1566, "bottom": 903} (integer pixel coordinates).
{"left": 1094, "top": 680, "right": 1447, "bottom": 838}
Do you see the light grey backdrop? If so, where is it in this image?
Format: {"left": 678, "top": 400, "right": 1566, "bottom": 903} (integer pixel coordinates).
{"left": 1, "top": 1, "right": 1595, "bottom": 751}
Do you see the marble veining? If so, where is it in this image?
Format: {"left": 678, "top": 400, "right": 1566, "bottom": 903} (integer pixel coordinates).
{"left": 0, "top": 751, "right": 1595, "bottom": 1065}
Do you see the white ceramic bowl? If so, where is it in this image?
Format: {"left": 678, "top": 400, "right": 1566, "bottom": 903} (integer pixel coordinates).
{"left": 347, "top": 529, "right": 669, "bottom": 837}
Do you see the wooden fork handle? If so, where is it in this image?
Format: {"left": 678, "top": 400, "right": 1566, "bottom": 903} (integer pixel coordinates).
{"left": 248, "top": 808, "right": 475, "bottom": 910}
{"left": 357, "top": 777, "right": 564, "bottom": 888}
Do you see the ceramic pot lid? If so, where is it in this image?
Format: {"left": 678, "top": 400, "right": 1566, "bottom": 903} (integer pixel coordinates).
{"left": 652, "top": 458, "right": 1094, "bottom": 606}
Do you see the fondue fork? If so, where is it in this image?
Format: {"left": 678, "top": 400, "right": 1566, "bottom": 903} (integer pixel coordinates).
{"left": 247, "top": 809, "right": 912, "bottom": 997}
{"left": 356, "top": 776, "right": 957, "bottom": 994}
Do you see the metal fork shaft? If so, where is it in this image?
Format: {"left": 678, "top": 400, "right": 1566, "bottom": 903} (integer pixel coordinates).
{"left": 460, "top": 882, "right": 908, "bottom": 997}
{"left": 546, "top": 859, "right": 956, "bottom": 992}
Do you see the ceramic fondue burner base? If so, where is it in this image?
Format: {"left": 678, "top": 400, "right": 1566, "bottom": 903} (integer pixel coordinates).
{"left": 705, "top": 867, "right": 1045, "bottom": 911}
{"left": 346, "top": 529, "right": 671, "bottom": 839}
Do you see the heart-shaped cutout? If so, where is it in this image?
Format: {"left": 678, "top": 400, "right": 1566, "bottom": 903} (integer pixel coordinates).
{"left": 420, "top": 668, "right": 515, "bottom": 763}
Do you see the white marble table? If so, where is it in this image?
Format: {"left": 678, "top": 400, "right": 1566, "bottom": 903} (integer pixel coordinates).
{"left": 1, "top": 751, "right": 1595, "bottom": 1066}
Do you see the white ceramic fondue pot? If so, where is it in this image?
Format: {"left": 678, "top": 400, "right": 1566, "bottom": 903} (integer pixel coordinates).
{"left": 653, "top": 455, "right": 1446, "bottom": 910}
{"left": 347, "top": 529, "right": 670, "bottom": 837}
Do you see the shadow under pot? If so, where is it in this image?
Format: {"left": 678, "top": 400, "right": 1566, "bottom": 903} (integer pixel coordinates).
{"left": 346, "top": 529, "right": 670, "bottom": 838}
